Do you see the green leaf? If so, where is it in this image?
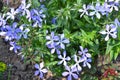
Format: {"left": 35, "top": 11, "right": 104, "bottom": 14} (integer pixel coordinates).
{"left": 110, "top": 50, "right": 114, "bottom": 61}
{"left": 77, "top": 0, "right": 82, "bottom": 4}
{"left": 31, "top": 0, "right": 40, "bottom": 8}
{"left": 117, "top": 26, "right": 120, "bottom": 40}
{"left": 106, "top": 40, "right": 113, "bottom": 54}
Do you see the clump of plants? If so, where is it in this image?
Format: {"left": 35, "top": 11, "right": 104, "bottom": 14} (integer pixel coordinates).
{"left": 0, "top": 61, "right": 7, "bottom": 79}
{"left": 0, "top": 0, "right": 120, "bottom": 79}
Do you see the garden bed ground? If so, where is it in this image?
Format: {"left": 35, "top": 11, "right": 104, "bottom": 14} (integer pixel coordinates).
{"left": 0, "top": 38, "right": 37, "bottom": 80}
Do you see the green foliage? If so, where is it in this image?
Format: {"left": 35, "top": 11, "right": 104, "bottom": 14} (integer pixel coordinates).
{"left": 1, "top": 0, "right": 120, "bottom": 79}
{"left": 17, "top": 0, "right": 120, "bottom": 78}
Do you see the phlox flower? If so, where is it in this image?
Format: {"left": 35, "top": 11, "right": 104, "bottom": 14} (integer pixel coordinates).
{"left": 106, "top": 0, "right": 119, "bottom": 12}
{"left": 47, "top": 43, "right": 60, "bottom": 54}
{"left": 46, "top": 32, "right": 59, "bottom": 46}
{"left": 34, "top": 62, "right": 48, "bottom": 79}
{"left": 1, "top": 22, "right": 21, "bottom": 41}
{"left": 6, "top": 8, "right": 19, "bottom": 20}
{"left": 79, "top": 4, "right": 89, "bottom": 17}
{"left": 30, "top": 9, "right": 45, "bottom": 28}
{"left": 18, "top": 0, "right": 31, "bottom": 20}
{"left": 89, "top": 2, "right": 102, "bottom": 19}
{"left": 100, "top": 24, "right": 117, "bottom": 41}
{"left": 9, "top": 41, "right": 21, "bottom": 53}
{"left": 56, "top": 34, "right": 69, "bottom": 49}
{"left": 78, "top": 46, "right": 91, "bottom": 60}
{"left": 62, "top": 66, "right": 78, "bottom": 80}
{"left": 58, "top": 51, "right": 71, "bottom": 66}
{"left": 83, "top": 58, "right": 92, "bottom": 69}
{"left": 73, "top": 55, "right": 84, "bottom": 71}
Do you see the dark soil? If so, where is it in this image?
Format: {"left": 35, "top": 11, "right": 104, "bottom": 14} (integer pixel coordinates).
{"left": 0, "top": 38, "right": 38, "bottom": 80}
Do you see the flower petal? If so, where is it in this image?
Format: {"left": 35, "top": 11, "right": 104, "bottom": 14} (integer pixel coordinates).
{"left": 60, "top": 43, "right": 65, "bottom": 49}
{"left": 105, "top": 34, "right": 109, "bottom": 41}
{"left": 35, "top": 71, "right": 39, "bottom": 75}
{"left": 86, "top": 53, "right": 91, "bottom": 58}
{"left": 62, "top": 72, "right": 69, "bottom": 76}
{"left": 63, "top": 39, "right": 69, "bottom": 43}
{"left": 79, "top": 9, "right": 84, "bottom": 12}
{"left": 68, "top": 74, "right": 72, "bottom": 80}
{"left": 66, "top": 56, "right": 71, "bottom": 61}
{"left": 35, "top": 64, "right": 39, "bottom": 69}
{"left": 77, "top": 65, "right": 82, "bottom": 71}
{"left": 100, "top": 31, "right": 107, "bottom": 34}
{"left": 40, "top": 62, "right": 44, "bottom": 69}
{"left": 58, "top": 55, "right": 62, "bottom": 59}
{"left": 42, "top": 69, "right": 48, "bottom": 73}
{"left": 96, "top": 12, "right": 101, "bottom": 19}
{"left": 51, "top": 48, "right": 55, "bottom": 54}
{"left": 40, "top": 72, "right": 43, "bottom": 79}
{"left": 87, "top": 62, "right": 91, "bottom": 69}
{"left": 72, "top": 73, "right": 78, "bottom": 79}
{"left": 58, "top": 60, "right": 63, "bottom": 65}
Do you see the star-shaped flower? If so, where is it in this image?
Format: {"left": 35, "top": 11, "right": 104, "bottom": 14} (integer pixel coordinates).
{"left": 83, "top": 58, "right": 92, "bottom": 69}
{"left": 56, "top": 34, "right": 69, "bottom": 49}
{"left": 89, "top": 2, "right": 102, "bottom": 19}
{"left": 46, "top": 32, "right": 59, "bottom": 46}
{"left": 6, "top": 8, "right": 19, "bottom": 20}
{"left": 100, "top": 24, "right": 117, "bottom": 41}
{"left": 78, "top": 46, "right": 91, "bottom": 60}
{"left": 58, "top": 51, "right": 71, "bottom": 66}
{"left": 73, "top": 55, "right": 84, "bottom": 71}
{"left": 79, "top": 4, "right": 89, "bottom": 17}
{"left": 34, "top": 62, "right": 48, "bottom": 79}
{"left": 18, "top": 0, "right": 31, "bottom": 20}
{"left": 9, "top": 41, "right": 21, "bottom": 53}
{"left": 62, "top": 66, "right": 78, "bottom": 80}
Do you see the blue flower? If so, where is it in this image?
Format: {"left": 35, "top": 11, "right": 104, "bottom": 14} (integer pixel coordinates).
{"left": 51, "top": 17, "right": 57, "bottom": 24}
{"left": 58, "top": 51, "right": 71, "bottom": 66}
{"left": 83, "top": 58, "right": 92, "bottom": 69}
{"left": 79, "top": 4, "right": 89, "bottom": 17}
{"left": 77, "top": 46, "right": 92, "bottom": 69}
{"left": 89, "top": 2, "right": 102, "bottom": 19}
{"left": 34, "top": 62, "right": 48, "bottom": 79}
{"left": 73, "top": 55, "right": 84, "bottom": 71}
{"left": 100, "top": 24, "right": 117, "bottom": 41}
{"left": 9, "top": 41, "right": 21, "bottom": 53}
{"left": 47, "top": 43, "right": 61, "bottom": 54}
{"left": 30, "top": 9, "right": 45, "bottom": 28}
{"left": 19, "top": 24, "right": 30, "bottom": 39}
{"left": 78, "top": 46, "right": 91, "bottom": 60}
{"left": 6, "top": 8, "right": 19, "bottom": 20}
{"left": 106, "top": 0, "right": 119, "bottom": 12}
{"left": 46, "top": 32, "right": 59, "bottom": 46}
{"left": 99, "top": 2, "right": 111, "bottom": 15}
{"left": 62, "top": 66, "right": 78, "bottom": 80}
{"left": 5, "top": 22, "right": 21, "bottom": 40}
{"left": 1, "top": 22, "right": 22, "bottom": 41}
{"left": 18, "top": 0, "right": 31, "bottom": 20}
{"left": 56, "top": 34, "right": 69, "bottom": 49}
